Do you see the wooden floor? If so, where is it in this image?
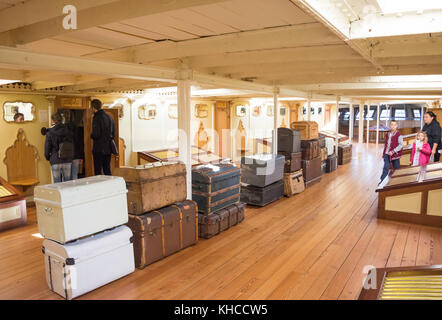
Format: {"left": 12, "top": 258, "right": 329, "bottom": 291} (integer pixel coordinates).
{"left": 1, "top": 143, "right": 442, "bottom": 300}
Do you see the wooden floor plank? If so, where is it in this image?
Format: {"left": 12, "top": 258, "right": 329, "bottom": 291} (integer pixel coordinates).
{"left": 0, "top": 144, "right": 441, "bottom": 300}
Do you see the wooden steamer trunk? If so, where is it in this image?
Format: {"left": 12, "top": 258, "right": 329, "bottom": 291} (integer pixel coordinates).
{"left": 240, "top": 180, "right": 284, "bottom": 207}
{"left": 241, "top": 154, "right": 285, "bottom": 188}
{"left": 34, "top": 176, "right": 128, "bottom": 244}
{"left": 277, "top": 128, "right": 301, "bottom": 153}
{"left": 127, "top": 200, "right": 198, "bottom": 269}
{"left": 283, "top": 169, "right": 305, "bottom": 197}
{"left": 302, "top": 157, "right": 322, "bottom": 187}
{"left": 320, "top": 147, "right": 328, "bottom": 161}
{"left": 278, "top": 151, "right": 302, "bottom": 173}
{"left": 43, "top": 225, "right": 135, "bottom": 300}
{"left": 338, "top": 144, "right": 352, "bottom": 165}
{"left": 114, "top": 162, "right": 186, "bottom": 215}
{"left": 301, "top": 140, "right": 320, "bottom": 160}
{"left": 290, "top": 121, "right": 319, "bottom": 140}
{"left": 198, "top": 202, "right": 245, "bottom": 239}
{"left": 192, "top": 163, "right": 241, "bottom": 215}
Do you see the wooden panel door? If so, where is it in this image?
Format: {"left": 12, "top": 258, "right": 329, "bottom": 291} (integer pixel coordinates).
{"left": 214, "top": 101, "right": 231, "bottom": 158}
{"left": 290, "top": 104, "right": 299, "bottom": 124}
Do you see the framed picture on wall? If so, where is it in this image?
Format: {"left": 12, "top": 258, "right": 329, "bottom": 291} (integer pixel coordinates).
{"left": 266, "top": 105, "right": 273, "bottom": 117}
{"left": 195, "top": 104, "right": 208, "bottom": 118}
{"left": 168, "top": 104, "right": 178, "bottom": 119}
{"left": 318, "top": 107, "right": 323, "bottom": 115}
{"left": 252, "top": 106, "right": 261, "bottom": 117}
{"left": 280, "top": 107, "right": 287, "bottom": 116}
{"left": 236, "top": 105, "right": 247, "bottom": 117}
{"left": 302, "top": 107, "right": 307, "bottom": 115}
{"left": 138, "top": 104, "right": 157, "bottom": 120}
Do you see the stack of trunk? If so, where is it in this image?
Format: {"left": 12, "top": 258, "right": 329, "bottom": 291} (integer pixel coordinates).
{"left": 34, "top": 176, "right": 135, "bottom": 300}
{"left": 293, "top": 121, "right": 322, "bottom": 188}
{"left": 325, "top": 137, "right": 338, "bottom": 173}
{"left": 192, "top": 163, "right": 245, "bottom": 239}
{"left": 240, "top": 154, "right": 285, "bottom": 206}
{"left": 277, "top": 128, "right": 305, "bottom": 197}
{"left": 114, "top": 162, "right": 198, "bottom": 269}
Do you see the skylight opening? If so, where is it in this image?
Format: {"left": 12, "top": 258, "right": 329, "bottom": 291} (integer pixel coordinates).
{"left": 377, "top": 0, "right": 442, "bottom": 14}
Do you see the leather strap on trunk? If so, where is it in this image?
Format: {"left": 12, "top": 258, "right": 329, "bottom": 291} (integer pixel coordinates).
{"left": 152, "top": 211, "right": 166, "bottom": 257}
{"left": 192, "top": 183, "right": 240, "bottom": 197}
{"left": 171, "top": 205, "right": 184, "bottom": 250}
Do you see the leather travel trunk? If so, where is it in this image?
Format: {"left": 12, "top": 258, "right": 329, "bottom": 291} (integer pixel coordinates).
{"left": 198, "top": 202, "right": 245, "bottom": 239}
{"left": 241, "top": 154, "right": 285, "bottom": 187}
{"left": 302, "top": 157, "right": 322, "bottom": 187}
{"left": 278, "top": 151, "right": 302, "bottom": 173}
{"left": 277, "top": 128, "right": 301, "bottom": 153}
{"left": 318, "top": 134, "right": 326, "bottom": 148}
{"left": 240, "top": 180, "right": 284, "bottom": 207}
{"left": 114, "top": 162, "right": 186, "bottom": 215}
{"left": 301, "top": 139, "right": 320, "bottom": 160}
{"left": 326, "top": 155, "right": 338, "bottom": 173}
{"left": 283, "top": 170, "right": 305, "bottom": 197}
{"left": 192, "top": 163, "right": 241, "bottom": 215}
{"left": 127, "top": 200, "right": 198, "bottom": 269}
{"left": 290, "top": 121, "right": 319, "bottom": 140}
{"left": 338, "top": 144, "right": 352, "bottom": 165}
{"left": 321, "top": 147, "right": 328, "bottom": 161}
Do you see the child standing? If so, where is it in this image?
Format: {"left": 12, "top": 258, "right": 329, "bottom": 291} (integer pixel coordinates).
{"left": 380, "top": 120, "right": 403, "bottom": 182}
{"left": 411, "top": 131, "right": 432, "bottom": 166}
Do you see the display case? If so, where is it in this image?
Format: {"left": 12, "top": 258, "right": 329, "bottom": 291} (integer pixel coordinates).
{"left": 359, "top": 265, "right": 442, "bottom": 300}
{"left": 376, "top": 163, "right": 442, "bottom": 227}
{"left": 137, "top": 146, "right": 224, "bottom": 167}
{"left": 0, "top": 177, "right": 27, "bottom": 232}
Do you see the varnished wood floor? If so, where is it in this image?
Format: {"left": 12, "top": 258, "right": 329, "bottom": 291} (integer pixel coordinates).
{"left": 1, "top": 143, "right": 442, "bottom": 300}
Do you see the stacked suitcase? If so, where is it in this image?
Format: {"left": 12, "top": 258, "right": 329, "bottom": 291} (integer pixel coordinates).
{"left": 192, "top": 163, "right": 245, "bottom": 239}
{"left": 294, "top": 121, "right": 322, "bottom": 188}
{"left": 240, "top": 154, "right": 285, "bottom": 206}
{"left": 277, "top": 128, "right": 304, "bottom": 197}
{"left": 114, "top": 162, "right": 199, "bottom": 269}
{"left": 34, "top": 176, "right": 135, "bottom": 300}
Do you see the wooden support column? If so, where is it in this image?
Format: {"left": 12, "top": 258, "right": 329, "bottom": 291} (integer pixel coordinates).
{"left": 376, "top": 104, "right": 380, "bottom": 146}
{"left": 421, "top": 104, "right": 425, "bottom": 129}
{"left": 335, "top": 96, "right": 340, "bottom": 155}
{"left": 307, "top": 96, "right": 312, "bottom": 121}
{"left": 386, "top": 104, "right": 390, "bottom": 127}
{"left": 349, "top": 104, "right": 354, "bottom": 144}
{"left": 46, "top": 95, "right": 56, "bottom": 127}
{"left": 273, "top": 88, "right": 279, "bottom": 156}
{"left": 366, "top": 101, "right": 370, "bottom": 145}
{"left": 358, "top": 102, "right": 364, "bottom": 147}
{"left": 177, "top": 80, "right": 192, "bottom": 199}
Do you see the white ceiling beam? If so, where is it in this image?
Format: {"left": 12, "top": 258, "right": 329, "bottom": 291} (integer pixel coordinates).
{"left": 0, "top": 0, "right": 232, "bottom": 46}
{"left": 295, "top": 82, "right": 442, "bottom": 91}
{"left": 0, "top": 45, "right": 316, "bottom": 98}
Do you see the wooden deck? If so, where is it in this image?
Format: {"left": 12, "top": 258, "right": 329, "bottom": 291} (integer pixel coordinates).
{"left": 1, "top": 143, "right": 441, "bottom": 300}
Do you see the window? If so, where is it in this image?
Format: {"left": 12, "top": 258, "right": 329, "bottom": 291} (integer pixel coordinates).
{"left": 394, "top": 109, "right": 406, "bottom": 120}
{"left": 356, "top": 111, "right": 363, "bottom": 120}
{"left": 311, "top": 107, "right": 315, "bottom": 115}
{"left": 302, "top": 107, "right": 306, "bottom": 115}
{"left": 366, "top": 109, "right": 375, "bottom": 120}
{"left": 343, "top": 112, "right": 350, "bottom": 120}
{"left": 380, "top": 109, "right": 390, "bottom": 120}
{"left": 413, "top": 109, "right": 421, "bottom": 119}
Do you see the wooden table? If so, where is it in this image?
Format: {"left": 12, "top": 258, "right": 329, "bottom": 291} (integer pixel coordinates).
{"left": 0, "top": 177, "right": 27, "bottom": 232}
{"left": 376, "top": 162, "right": 442, "bottom": 227}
